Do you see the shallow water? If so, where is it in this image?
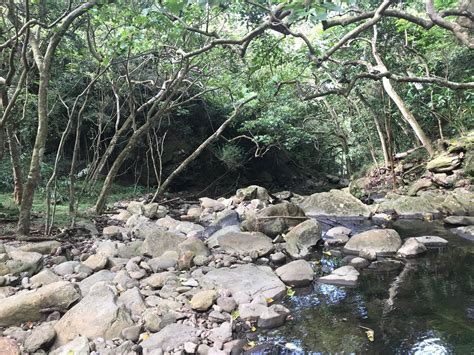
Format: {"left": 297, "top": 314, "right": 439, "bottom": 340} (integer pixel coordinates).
{"left": 252, "top": 219, "right": 474, "bottom": 354}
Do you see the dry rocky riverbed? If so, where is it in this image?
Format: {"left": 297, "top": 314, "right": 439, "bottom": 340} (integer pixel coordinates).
{"left": 0, "top": 185, "right": 471, "bottom": 354}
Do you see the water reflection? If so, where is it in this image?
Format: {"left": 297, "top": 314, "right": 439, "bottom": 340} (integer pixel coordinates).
{"left": 407, "top": 331, "right": 452, "bottom": 355}
{"left": 255, "top": 220, "right": 474, "bottom": 353}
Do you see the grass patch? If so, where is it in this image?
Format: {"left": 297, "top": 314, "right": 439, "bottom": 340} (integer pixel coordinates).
{"left": 0, "top": 181, "right": 153, "bottom": 228}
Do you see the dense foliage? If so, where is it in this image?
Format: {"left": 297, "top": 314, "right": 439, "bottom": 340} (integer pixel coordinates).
{"left": 0, "top": 0, "right": 472, "bottom": 234}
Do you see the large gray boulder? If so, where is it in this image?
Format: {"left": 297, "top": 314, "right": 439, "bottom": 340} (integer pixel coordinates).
{"left": 319, "top": 266, "right": 360, "bottom": 287}
{"left": 343, "top": 229, "right": 402, "bottom": 256}
{"left": 79, "top": 269, "right": 116, "bottom": 296}
{"left": 19, "top": 241, "right": 61, "bottom": 255}
{"left": 397, "top": 238, "right": 427, "bottom": 258}
{"left": 242, "top": 202, "right": 306, "bottom": 237}
{"left": 202, "top": 264, "right": 286, "bottom": 300}
{"left": 275, "top": 260, "right": 313, "bottom": 287}
{"left": 297, "top": 189, "right": 371, "bottom": 218}
{"left": 141, "top": 324, "right": 198, "bottom": 352}
{"left": 214, "top": 231, "right": 274, "bottom": 257}
{"left": 0, "top": 249, "right": 43, "bottom": 277}
{"left": 141, "top": 230, "right": 187, "bottom": 258}
{"left": 53, "top": 283, "right": 133, "bottom": 347}
{"left": 235, "top": 185, "right": 270, "bottom": 202}
{"left": 0, "top": 281, "right": 80, "bottom": 327}
{"left": 284, "top": 219, "right": 321, "bottom": 258}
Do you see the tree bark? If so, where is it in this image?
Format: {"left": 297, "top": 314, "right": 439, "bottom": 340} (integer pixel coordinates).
{"left": 371, "top": 25, "right": 435, "bottom": 157}
{"left": 357, "top": 92, "right": 390, "bottom": 166}
{"left": 6, "top": 126, "right": 23, "bottom": 205}
{"left": 17, "top": 1, "right": 98, "bottom": 235}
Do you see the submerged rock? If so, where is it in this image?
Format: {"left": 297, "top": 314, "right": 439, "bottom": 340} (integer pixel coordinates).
{"left": 297, "top": 189, "right": 371, "bottom": 218}
{"left": 343, "top": 229, "right": 402, "bottom": 256}
{"left": 444, "top": 215, "right": 474, "bottom": 226}
{"left": 284, "top": 219, "right": 321, "bottom": 259}
{"left": 318, "top": 266, "right": 359, "bottom": 287}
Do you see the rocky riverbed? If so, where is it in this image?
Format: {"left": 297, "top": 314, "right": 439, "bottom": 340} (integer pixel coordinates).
{"left": 0, "top": 185, "right": 473, "bottom": 354}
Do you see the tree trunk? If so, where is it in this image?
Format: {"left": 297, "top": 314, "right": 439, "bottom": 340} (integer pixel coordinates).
{"left": 357, "top": 92, "right": 390, "bottom": 166}
{"left": 371, "top": 25, "right": 435, "bottom": 157}
{"left": 153, "top": 95, "right": 257, "bottom": 201}
{"left": 6, "top": 126, "right": 23, "bottom": 205}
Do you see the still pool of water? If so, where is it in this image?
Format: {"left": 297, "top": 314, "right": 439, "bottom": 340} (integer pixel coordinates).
{"left": 251, "top": 219, "right": 474, "bottom": 354}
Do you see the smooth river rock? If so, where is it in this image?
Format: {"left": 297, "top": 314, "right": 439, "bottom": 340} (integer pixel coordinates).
{"left": 141, "top": 324, "right": 198, "bottom": 352}
{"left": 397, "top": 238, "right": 427, "bottom": 258}
{"left": 297, "top": 189, "right": 371, "bottom": 218}
{"left": 284, "top": 219, "right": 321, "bottom": 259}
{"left": 215, "top": 231, "right": 274, "bottom": 257}
{"left": 53, "top": 282, "right": 133, "bottom": 347}
{"left": 0, "top": 281, "right": 80, "bottom": 327}
{"left": 202, "top": 264, "right": 286, "bottom": 300}
{"left": 275, "top": 260, "right": 314, "bottom": 287}
{"left": 319, "top": 266, "right": 360, "bottom": 287}
{"left": 343, "top": 229, "right": 402, "bottom": 256}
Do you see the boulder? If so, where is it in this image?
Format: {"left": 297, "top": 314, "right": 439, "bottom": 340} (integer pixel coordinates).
{"left": 19, "top": 241, "right": 61, "bottom": 255}
{"left": 79, "top": 270, "right": 116, "bottom": 296}
{"left": 275, "top": 260, "right": 313, "bottom": 287}
{"left": 0, "top": 281, "right": 80, "bottom": 327}
{"left": 53, "top": 261, "right": 80, "bottom": 276}
{"left": 202, "top": 264, "right": 286, "bottom": 300}
{"left": 149, "top": 251, "right": 179, "bottom": 272}
{"left": 235, "top": 185, "right": 270, "bottom": 202}
{"left": 141, "top": 324, "right": 198, "bottom": 352}
{"left": 326, "top": 226, "right": 351, "bottom": 238}
{"left": 30, "top": 269, "right": 62, "bottom": 286}
{"left": 257, "top": 304, "right": 290, "bottom": 329}
{"left": 414, "top": 236, "right": 449, "bottom": 247}
{"left": 407, "top": 178, "right": 433, "bottom": 196}
{"left": 454, "top": 226, "right": 474, "bottom": 240}
{"left": 50, "top": 336, "right": 89, "bottom": 355}
{"left": 214, "top": 231, "right": 274, "bottom": 257}
{"left": 0, "top": 250, "right": 43, "bottom": 277}
{"left": 127, "top": 201, "right": 144, "bottom": 215}
{"left": 397, "top": 238, "right": 427, "bottom": 258}
{"left": 102, "top": 226, "right": 126, "bottom": 239}
{"left": 444, "top": 215, "right": 474, "bottom": 226}
{"left": 53, "top": 283, "right": 133, "bottom": 347}
{"left": 242, "top": 202, "right": 306, "bottom": 237}
{"left": 376, "top": 193, "right": 441, "bottom": 218}
{"left": 318, "top": 266, "right": 359, "bottom": 287}
{"left": 284, "top": 219, "right": 321, "bottom": 259}
{"left": 427, "top": 154, "right": 461, "bottom": 173}
{"left": 343, "top": 229, "right": 402, "bottom": 256}
{"left": 208, "top": 322, "right": 232, "bottom": 344}
{"left": 190, "top": 290, "right": 218, "bottom": 311}
{"left": 118, "top": 287, "right": 146, "bottom": 317}
{"left": 200, "top": 197, "right": 225, "bottom": 212}
{"left": 143, "top": 203, "right": 168, "bottom": 219}
{"left": 0, "top": 337, "right": 20, "bottom": 355}
{"left": 238, "top": 302, "right": 268, "bottom": 321}
{"left": 297, "top": 189, "right": 371, "bottom": 218}
{"left": 24, "top": 323, "right": 56, "bottom": 352}
{"left": 82, "top": 254, "right": 107, "bottom": 271}
{"left": 179, "top": 237, "right": 210, "bottom": 258}
{"left": 141, "top": 230, "right": 187, "bottom": 258}
{"left": 111, "top": 209, "right": 132, "bottom": 222}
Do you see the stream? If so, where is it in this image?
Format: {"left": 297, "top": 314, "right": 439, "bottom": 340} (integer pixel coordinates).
{"left": 251, "top": 219, "right": 474, "bottom": 354}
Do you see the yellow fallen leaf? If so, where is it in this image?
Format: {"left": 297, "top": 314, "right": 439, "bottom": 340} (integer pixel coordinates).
{"left": 251, "top": 326, "right": 257, "bottom": 332}
{"left": 245, "top": 341, "right": 256, "bottom": 350}
{"left": 139, "top": 333, "right": 150, "bottom": 342}
{"left": 286, "top": 287, "right": 295, "bottom": 297}
{"left": 266, "top": 297, "right": 274, "bottom": 304}
{"left": 366, "top": 329, "right": 375, "bottom": 342}
{"left": 231, "top": 310, "right": 240, "bottom": 320}
{"left": 323, "top": 251, "right": 332, "bottom": 256}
